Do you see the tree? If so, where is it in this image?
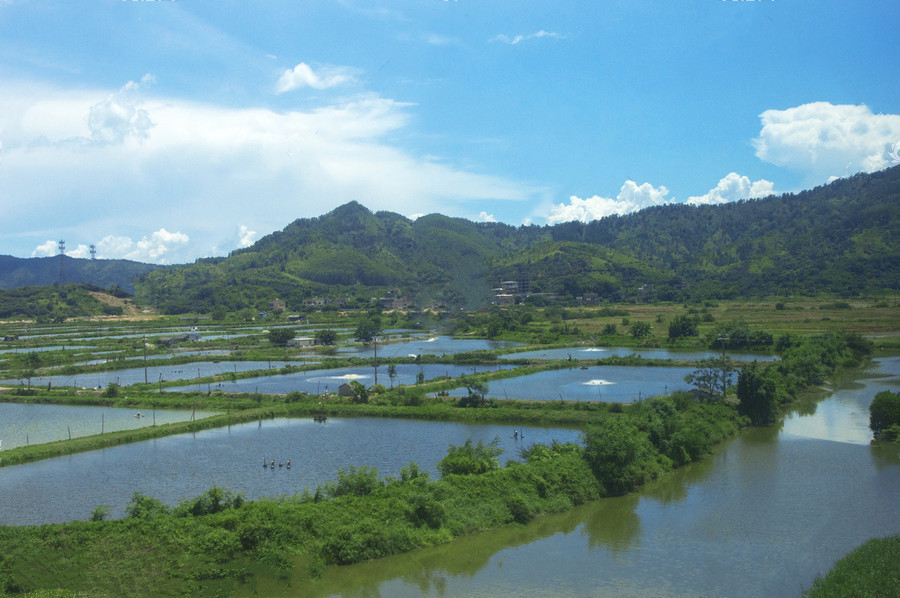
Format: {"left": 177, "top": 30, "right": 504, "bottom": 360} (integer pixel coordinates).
{"left": 869, "top": 391, "right": 900, "bottom": 440}
{"left": 457, "top": 376, "right": 488, "bottom": 407}
{"left": 347, "top": 380, "right": 369, "bottom": 404}
{"left": 686, "top": 355, "right": 735, "bottom": 400}
{"left": 315, "top": 329, "right": 337, "bottom": 345}
{"left": 668, "top": 314, "right": 698, "bottom": 339}
{"left": 355, "top": 316, "right": 381, "bottom": 343}
{"left": 629, "top": 321, "right": 652, "bottom": 338}
{"left": 388, "top": 364, "right": 397, "bottom": 389}
{"left": 583, "top": 418, "right": 661, "bottom": 496}
{"left": 268, "top": 327, "right": 295, "bottom": 347}
{"left": 737, "top": 362, "right": 778, "bottom": 425}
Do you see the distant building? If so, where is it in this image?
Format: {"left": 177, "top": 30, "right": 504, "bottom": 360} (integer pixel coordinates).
{"left": 287, "top": 337, "right": 315, "bottom": 348}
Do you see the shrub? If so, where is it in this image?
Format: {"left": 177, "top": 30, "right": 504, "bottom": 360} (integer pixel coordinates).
{"left": 437, "top": 438, "right": 503, "bottom": 477}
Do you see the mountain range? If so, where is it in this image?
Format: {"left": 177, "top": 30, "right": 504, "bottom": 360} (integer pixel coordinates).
{"left": 3, "top": 166, "right": 898, "bottom": 315}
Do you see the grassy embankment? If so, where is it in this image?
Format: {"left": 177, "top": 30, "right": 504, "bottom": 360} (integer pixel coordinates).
{"left": 804, "top": 535, "right": 900, "bottom": 598}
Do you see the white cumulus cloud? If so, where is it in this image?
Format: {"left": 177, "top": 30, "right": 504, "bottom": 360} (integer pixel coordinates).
{"left": 238, "top": 225, "right": 257, "bottom": 248}
{"left": 275, "top": 62, "right": 359, "bottom": 93}
{"left": 31, "top": 240, "right": 59, "bottom": 258}
{"left": 687, "top": 172, "right": 775, "bottom": 206}
{"left": 95, "top": 229, "right": 189, "bottom": 263}
{"left": 546, "top": 180, "right": 670, "bottom": 224}
{"left": 88, "top": 75, "right": 155, "bottom": 144}
{"left": 476, "top": 211, "right": 497, "bottom": 223}
{"left": 753, "top": 102, "right": 900, "bottom": 181}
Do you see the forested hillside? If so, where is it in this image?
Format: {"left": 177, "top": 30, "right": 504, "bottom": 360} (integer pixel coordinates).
{"left": 0, "top": 255, "right": 158, "bottom": 294}
{"left": 131, "top": 166, "right": 900, "bottom": 313}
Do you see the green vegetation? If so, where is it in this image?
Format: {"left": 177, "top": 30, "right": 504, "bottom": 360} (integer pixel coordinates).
{"left": 869, "top": 390, "right": 900, "bottom": 442}
{"left": 121, "top": 167, "right": 900, "bottom": 314}
{"left": 804, "top": 535, "right": 900, "bottom": 598}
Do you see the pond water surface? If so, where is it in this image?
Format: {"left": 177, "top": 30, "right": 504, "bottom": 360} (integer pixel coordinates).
{"left": 500, "top": 346, "right": 777, "bottom": 362}
{"left": 0, "top": 418, "right": 580, "bottom": 526}
{"left": 337, "top": 336, "right": 521, "bottom": 358}
{"left": 0, "top": 403, "right": 220, "bottom": 449}
{"left": 447, "top": 364, "right": 695, "bottom": 402}
{"left": 0, "top": 360, "right": 302, "bottom": 389}
{"left": 168, "top": 363, "right": 517, "bottom": 395}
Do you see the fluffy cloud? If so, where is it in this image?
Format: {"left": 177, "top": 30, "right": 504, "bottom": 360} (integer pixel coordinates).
{"left": 546, "top": 181, "right": 670, "bottom": 224}
{"left": 491, "top": 30, "right": 563, "bottom": 45}
{"left": 96, "top": 229, "right": 189, "bottom": 263}
{"left": 31, "top": 240, "right": 59, "bottom": 258}
{"left": 88, "top": 75, "right": 155, "bottom": 144}
{"left": 238, "top": 225, "right": 257, "bottom": 248}
{"left": 275, "top": 62, "right": 359, "bottom": 93}
{"left": 476, "top": 211, "right": 497, "bottom": 223}
{"left": 1, "top": 79, "right": 536, "bottom": 264}
{"left": 753, "top": 102, "right": 900, "bottom": 180}
{"left": 687, "top": 172, "right": 775, "bottom": 206}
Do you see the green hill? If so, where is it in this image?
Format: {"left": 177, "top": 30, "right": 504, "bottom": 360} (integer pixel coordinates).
{"left": 131, "top": 167, "right": 900, "bottom": 313}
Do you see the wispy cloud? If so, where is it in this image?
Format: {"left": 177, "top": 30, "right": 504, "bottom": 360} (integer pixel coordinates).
{"left": 491, "top": 30, "right": 564, "bottom": 45}
{"left": 275, "top": 62, "right": 360, "bottom": 93}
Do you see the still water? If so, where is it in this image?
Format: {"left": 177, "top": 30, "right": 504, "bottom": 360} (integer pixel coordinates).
{"left": 0, "top": 360, "right": 302, "bottom": 389}
{"left": 337, "top": 336, "right": 522, "bottom": 358}
{"left": 168, "top": 363, "right": 517, "bottom": 395}
{"left": 0, "top": 418, "right": 580, "bottom": 526}
{"left": 448, "top": 365, "right": 695, "bottom": 402}
{"left": 501, "top": 346, "right": 777, "bottom": 362}
{"left": 0, "top": 403, "right": 220, "bottom": 449}
{"left": 300, "top": 357, "right": 900, "bottom": 597}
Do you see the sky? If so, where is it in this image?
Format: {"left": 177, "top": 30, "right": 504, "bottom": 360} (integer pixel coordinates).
{"left": 1, "top": 0, "right": 898, "bottom": 265}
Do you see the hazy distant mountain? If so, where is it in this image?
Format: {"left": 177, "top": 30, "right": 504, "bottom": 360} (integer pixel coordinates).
{"left": 132, "top": 166, "right": 900, "bottom": 313}
{"left": 0, "top": 255, "right": 159, "bottom": 294}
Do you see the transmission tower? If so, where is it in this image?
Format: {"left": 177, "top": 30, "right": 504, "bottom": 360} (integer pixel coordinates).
{"left": 90, "top": 244, "right": 97, "bottom": 260}
{"left": 58, "top": 240, "right": 65, "bottom": 283}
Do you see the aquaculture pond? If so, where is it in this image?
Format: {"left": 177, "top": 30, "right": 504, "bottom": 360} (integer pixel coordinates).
{"left": 299, "top": 357, "right": 900, "bottom": 598}
{"left": 336, "top": 336, "right": 522, "bottom": 358}
{"left": 446, "top": 364, "right": 696, "bottom": 402}
{"left": 0, "top": 403, "right": 220, "bottom": 450}
{"left": 166, "top": 363, "right": 518, "bottom": 395}
{"left": 0, "top": 360, "right": 304, "bottom": 389}
{"left": 500, "top": 346, "right": 777, "bottom": 362}
{"left": 0, "top": 418, "right": 581, "bottom": 526}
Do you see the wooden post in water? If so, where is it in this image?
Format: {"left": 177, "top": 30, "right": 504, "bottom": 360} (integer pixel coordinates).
{"left": 68, "top": 425, "right": 71, "bottom": 440}
{"left": 101, "top": 413, "right": 104, "bottom": 434}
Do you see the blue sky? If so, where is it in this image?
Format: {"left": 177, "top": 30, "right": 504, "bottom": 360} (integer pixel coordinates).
{"left": 1, "top": 0, "right": 898, "bottom": 264}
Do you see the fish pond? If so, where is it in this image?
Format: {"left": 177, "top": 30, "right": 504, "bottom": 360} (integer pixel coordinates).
{"left": 167, "top": 363, "right": 518, "bottom": 395}
{"left": 0, "top": 417, "right": 580, "bottom": 526}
